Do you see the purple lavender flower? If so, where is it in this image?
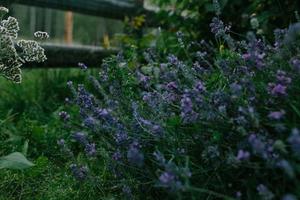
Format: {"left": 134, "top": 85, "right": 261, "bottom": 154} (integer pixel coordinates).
{"left": 291, "top": 58, "right": 300, "bottom": 73}
{"left": 72, "top": 132, "right": 88, "bottom": 145}
{"left": 176, "top": 31, "right": 185, "bottom": 47}
{"left": 194, "top": 81, "right": 206, "bottom": 93}
{"left": 83, "top": 116, "right": 96, "bottom": 128}
{"left": 153, "top": 151, "right": 166, "bottom": 166}
{"left": 127, "top": 143, "right": 144, "bottom": 167}
{"left": 159, "top": 171, "right": 175, "bottom": 185}
{"left": 210, "top": 17, "right": 231, "bottom": 37}
{"left": 167, "top": 54, "right": 179, "bottom": 66}
{"left": 58, "top": 111, "right": 70, "bottom": 121}
{"left": 236, "top": 191, "right": 242, "bottom": 199}
{"left": 77, "top": 85, "right": 94, "bottom": 109}
{"left": 276, "top": 70, "right": 292, "bottom": 85}
{"left": 180, "top": 94, "right": 198, "bottom": 123}
{"left": 274, "top": 28, "right": 287, "bottom": 48}
{"left": 57, "top": 139, "right": 65, "bottom": 147}
{"left": 112, "top": 150, "right": 122, "bottom": 161}
{"left": 95, "top": 108, "right": 111, "bottom": 120}
{"left": 137, "top": 71, "right": 150, "bottom": 88}
{"left": 248, "top": 134, "right": 269, "bottom": 158}
{"left": 230, "top": 82, "right": 243, "bottom": 96}
{"left": 268, "top": 110, "right": 286, "bottom": 120}
{"left": 288, "top": 128, "right": 300, "bottom": 155}
{"left": 70, "top": 164, "right": 88, "bottom": 181}
{"left": 277, "top": 159, "right": 295, "bottom": 178}
{"left": 166, "top": 81, "right": 178, "bottom": 91}
{"left": 257, "top": 184, "right": 274, "bottom": 200}
{"left": 115, "top": 130, "right": 128, "bottom": 144}
{"left": 158, "top": 171, "right": 183, "bottom": 191}
{"left": 236, "top": 149, "right": 250, "bottom": 161}
{"left": 85, "top": 143, "right": 97, "bottom": 157}
{"left": 243, "top": 36, "right": 266, "bottom": 69}
{"left": 268, "top": 83, "right": 287, "bottom": 96}
{"left": 282, "top": 194, "right": 297, "bottom": 200}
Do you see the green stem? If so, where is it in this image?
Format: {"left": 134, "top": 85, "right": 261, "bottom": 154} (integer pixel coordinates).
{"left": 187, "top": 186, "right": 236, "bottom": 200}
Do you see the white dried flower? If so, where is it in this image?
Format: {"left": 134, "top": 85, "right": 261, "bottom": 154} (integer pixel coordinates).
{"left": 34, "top": 31, "right": 49, "bottom": 40}
{"left": 0, "top": 7, "right": 47, "bottom": 83}
{"left": 0, "top": 7, "right": 9, "bottom": 16}
{"left": 1, "top": 16, "right": 19, "bottom": 39}
{"left": 17, "top": 40, "right": 47, "bottom": 63}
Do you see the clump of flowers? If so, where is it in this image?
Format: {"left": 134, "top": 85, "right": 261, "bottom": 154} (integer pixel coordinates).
{"left": 57, "top": 1, "right": 300, "bottom": 199}
{"left": 0, "top": 7, "right": 46, "bottom": 83}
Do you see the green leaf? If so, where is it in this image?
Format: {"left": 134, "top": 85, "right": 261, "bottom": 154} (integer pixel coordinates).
{"left": 0, "top": 152, "right": 34, "bottom": 170}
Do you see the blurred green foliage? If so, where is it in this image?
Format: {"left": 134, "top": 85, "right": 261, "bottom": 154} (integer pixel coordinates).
{"left": 151, "top": 0, "right": 300, "bottom": 40}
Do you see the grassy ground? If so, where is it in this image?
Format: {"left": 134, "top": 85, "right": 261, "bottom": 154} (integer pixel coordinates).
{"left": 0, "top": 69, "right": 108, "bottom": 200}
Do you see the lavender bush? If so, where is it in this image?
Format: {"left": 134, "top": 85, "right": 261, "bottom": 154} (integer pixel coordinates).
{"left": 58, "top": 9, "right": 300, "bottom": 200}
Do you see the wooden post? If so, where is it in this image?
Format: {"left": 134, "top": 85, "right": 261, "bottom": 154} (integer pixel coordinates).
{"left": 64, "top": 11, "right": 73, "bottom": 44}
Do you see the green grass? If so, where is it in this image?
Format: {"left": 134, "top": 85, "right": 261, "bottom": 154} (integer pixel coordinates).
{"left": 0, "top": 68, "right": 108, "bottom": 200}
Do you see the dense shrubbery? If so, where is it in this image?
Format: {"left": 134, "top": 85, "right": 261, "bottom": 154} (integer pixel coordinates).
{"left": 58, "top": 4, "right": 300, "bottom": 199}
{"left": 1, "top": 1, "right": 300, "bottom": 199}
{"left": 151, "top": 0, "right": 300, "bottom": 41}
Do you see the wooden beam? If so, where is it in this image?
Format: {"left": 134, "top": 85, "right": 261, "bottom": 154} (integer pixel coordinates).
{"left": 1, "top": 0, "right": 148, "bottom": 20}
{"left": 22, "top": 44, "right": 118, "bottom": 68}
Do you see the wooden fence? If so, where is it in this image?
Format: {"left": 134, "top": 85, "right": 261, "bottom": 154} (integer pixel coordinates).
{"left": 0, "top": 0, "right": 157, "bottom": 68}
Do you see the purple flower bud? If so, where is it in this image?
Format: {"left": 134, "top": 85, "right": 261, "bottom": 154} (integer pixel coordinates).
{"left": 137, "top": 72, "right": 150, "bottom": 88}
{"left": 167, "top": 54, "right": 179, "bottom": 66}
{"left": 72, "top": 132, "right": 88, "bottom": 145}
{"left": 84, "top": 116, "right": 96, "bottom": 128}
{"left": 153, "top": 151, "right": 166, "bottom": 165}
{"left": 291, "top": 58, "right": 300, "bottom": 73}
{"left": 115, "top": 130, "right": 128, "bottom": 144}
{"left": 276, "top": 70, "right": 291, "bottom": 85}
{"left": 59, "top": 111, "right": 70, "bottom": 121}
{"left": 180, "top": 94, "right": 198, "bottom": 123}
{"left": 57, "top": 139, "right": 65, "bottom": 147}
{"left": 70, "top": 164, "right": 88, "bottom": 181}
{"left": 268, "top": 83, "right": 287, "bottom": 96}
{"left": 127, "top": 143, "right": 144, "bottom": 167}
{"left": 85, "top": 143, "right": 96, "bottom": 157}
{"left": 230, "top": 82, "right": 242, "bottom": 95}
{"left": 236, "top": 191, "right": 242, "bottom": 198}
{"left": 112, "top": 150, "right": 122, "bottom": 161}
{"left": 194, "top": 81, "right": 206, "bottom": 93}
{"left": 257, "top": 184, "right": 274, "bottom": 200}
{"left": 268, "top": 110, "right": 286, "bottom": 120}
{"left": 288, "top": 128, "right": 300, "bottom": 155}
{"left": 282, "top": 194, "right": 297, "bottom": 200}
{"left": 166, "top": 81, "right": 178, "bottom": 90}
{"left": 159, "top": 171, "right": 175, "bottom": 185}
{"left": 277, "top": 159, "right": 295, "bottom": 178}
{"left": 248, "top": 134, "right": 268, "bottom": 158}
{"left": 236, "top": 149, "right": 250, "bottom": 161}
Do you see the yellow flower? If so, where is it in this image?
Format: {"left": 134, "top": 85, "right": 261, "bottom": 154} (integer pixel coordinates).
{"left": 132, "top": 15, "right": 146, "bottom": 29}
